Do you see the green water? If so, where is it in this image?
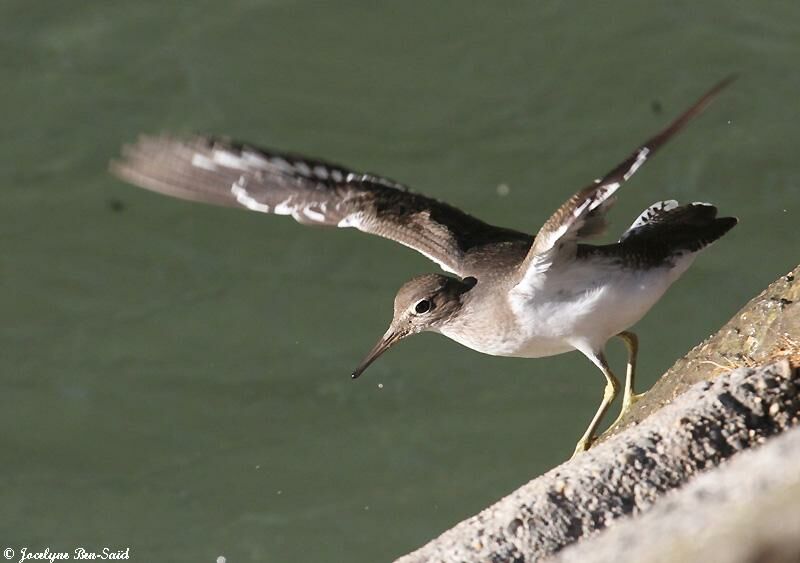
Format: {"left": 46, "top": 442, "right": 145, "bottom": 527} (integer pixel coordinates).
{"left": 2, "top": 2, "right": 798, "bottom": 561}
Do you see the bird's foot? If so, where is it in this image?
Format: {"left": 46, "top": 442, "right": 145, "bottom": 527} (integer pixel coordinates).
{"left": 611, "top": 391, "right": 647, "bottom": 428}
{"left": 570, "top": 435, "right": 596, "bottom": 460}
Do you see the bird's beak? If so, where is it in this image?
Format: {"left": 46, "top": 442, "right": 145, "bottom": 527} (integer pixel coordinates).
{"left": 351, "top": 327, "right": 407, "bottom": 379}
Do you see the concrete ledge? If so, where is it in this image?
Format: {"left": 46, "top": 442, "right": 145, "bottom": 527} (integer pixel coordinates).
{"left": 395, "top": 361, "right": 799, "bottom": 562}
{"left": 551, "top": 421, "right": 800, "bottom": 563}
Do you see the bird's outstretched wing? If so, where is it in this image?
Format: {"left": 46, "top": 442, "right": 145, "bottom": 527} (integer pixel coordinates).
{"left": 110, "top": 136, "right": 528, "bottom": 276}
{"left": 516, "top": 76, "right": 735, "bottom": 286}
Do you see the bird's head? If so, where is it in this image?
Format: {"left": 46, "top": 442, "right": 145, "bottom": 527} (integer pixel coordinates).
{"left": 351, "top": 273, "right": 477, "bottom": 378}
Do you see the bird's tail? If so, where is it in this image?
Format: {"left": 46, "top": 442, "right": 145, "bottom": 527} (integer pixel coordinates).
{"left": 620, "top": 200, "right": 737, "bottom": 255}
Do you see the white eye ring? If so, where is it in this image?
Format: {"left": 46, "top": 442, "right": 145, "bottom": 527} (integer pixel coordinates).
{"left": 414, "top": 299, "right": 431, "bottom": 314}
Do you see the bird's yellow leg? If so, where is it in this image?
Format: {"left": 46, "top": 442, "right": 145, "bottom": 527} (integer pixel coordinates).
{"left": 610, "top": 331, "right": 646, "bottom": 427}
{"left": 572, "top": 351, "right": 620, "bottom": 459}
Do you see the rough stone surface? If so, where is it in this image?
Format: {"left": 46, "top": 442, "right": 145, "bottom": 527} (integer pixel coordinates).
{"left": 550, "top": 423, "right": 800, "bottom": 563}
{"left": 394, "top": 361, "right": 800, "bottom": 563}
{"left": 607, "top": 264, "right": 800, "bottom": 437}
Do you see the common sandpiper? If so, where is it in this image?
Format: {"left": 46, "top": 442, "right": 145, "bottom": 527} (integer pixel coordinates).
{"left": 111, "top": 78, "right": 737, "bottom": 456}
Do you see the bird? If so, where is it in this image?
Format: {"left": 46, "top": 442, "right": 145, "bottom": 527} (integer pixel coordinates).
{"left": 110, "top": 78, "right": 736, "bottom": 456}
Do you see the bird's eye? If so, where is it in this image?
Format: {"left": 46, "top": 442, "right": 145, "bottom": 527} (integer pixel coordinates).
{"left": 414, "top": 299, "right": 431, "bottom": 314}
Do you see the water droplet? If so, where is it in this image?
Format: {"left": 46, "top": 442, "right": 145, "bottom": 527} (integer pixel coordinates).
{"left": 377, "top": 383, "right": 384, "bottom": 389}
{"left": 217, "top": 556, "right": 226, "bottom": 563}
{"left": 496, "top": 183, "right": 510, "bottom": 197}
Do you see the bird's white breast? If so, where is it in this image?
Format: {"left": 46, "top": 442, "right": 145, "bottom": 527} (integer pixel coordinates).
{"left": 439, "top": 254, "right": 696, "bottom": 360}
{"left": 506, "top": 256, "right": 695, "bottom": 358}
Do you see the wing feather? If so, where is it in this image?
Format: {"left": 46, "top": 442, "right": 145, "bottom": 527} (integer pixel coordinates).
{"left": 110, "top": 136, "right": 527, "bottom": 276}
{"left": 517, "top": 76, "right": 736, "bottom": 285}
